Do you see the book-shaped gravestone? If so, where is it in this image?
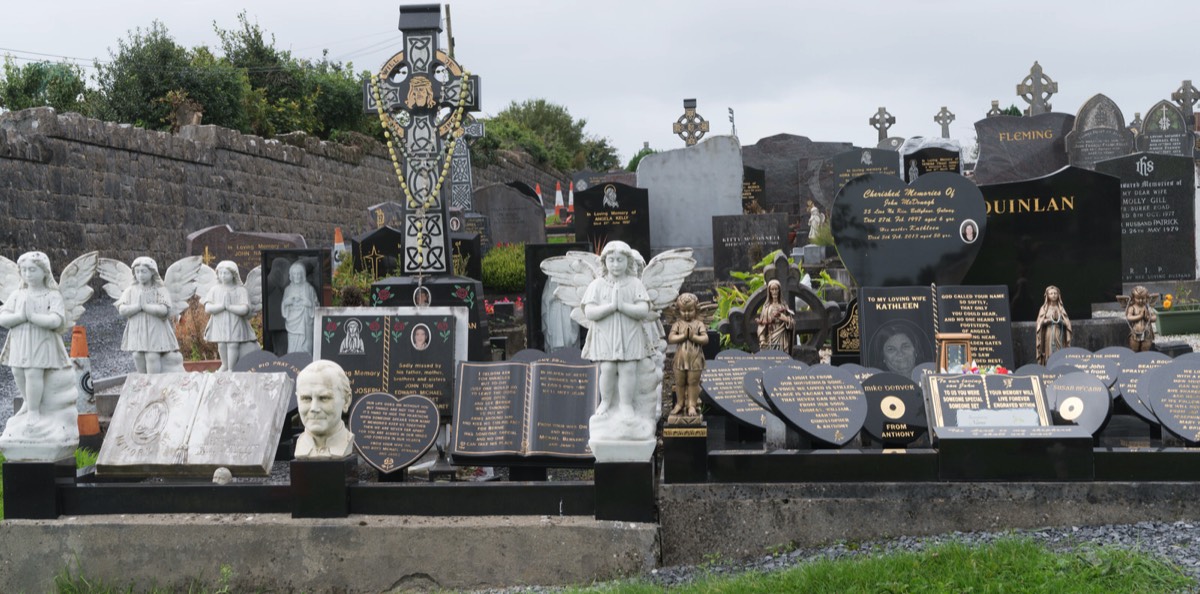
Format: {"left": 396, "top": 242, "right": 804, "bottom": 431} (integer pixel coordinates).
{"left": 451, "top": 354, "right": 599, "bottom": 462}
{"left": 700, "top": 357, "right": 779, "bottom": 430}
{"left": 861, "top": 372, "right": 927, "bottom": 447}
{"left": 97, "top": 372, "right": 293, "bottom": 477}
{"left": 233, "top": 349, "right": 313, "bottom": 416}
{"left": 925, "top": 374, "right": 1050, "bottom": 433}
{"left": 1140, "top": 361, "right": 1200, "bottom": 445}
{"left": 314, "top": 306, "right": 468, "bottom": 420}
{"left": 1120, "top": 351, "right": 1172, "bottom": 425}
{"left": 349, "top": 392, "right": 439, "bottom": 475}
{"left": 1047, "top": 372, "right": 1111, "bottom": 435}
{"left": 761, "top": 364, "right": 867, "bottom": 447}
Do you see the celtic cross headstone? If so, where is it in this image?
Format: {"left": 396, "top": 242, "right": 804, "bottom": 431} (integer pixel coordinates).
{"left": 986, "top": 100, "right": 1003, "bottom": 118}
{"left": 450, "top": 116, "right": 484, "bottom": 211}
{"left": 1016, "top": 61, "right": 1057, "bottom": 116}
{"left": 1172, "top": 79, "right": 1198, "bottom": 129}
{"left": 363, "top": 4, "right": 482, "bottom": 275}
{"left": 673, "top": 98, "right": 710, "bottom": 146}
{"left": 934, "top": 106, "right": 955, "bottom": 138}
{"left": 870, "top": 107, "right": 895, "bottom": 142}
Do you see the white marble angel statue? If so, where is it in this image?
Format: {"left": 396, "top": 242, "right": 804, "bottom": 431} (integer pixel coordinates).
{"left": 0, "top": 250, "right": 97, "bottom": 461}
{"left": 541, "top": 241, "right": 695, "bottom": 461}
{"left": 197, "top": 260, "right": 262, "bottom": 371}
{"left": 99, "top": 255, "right": 202, "bottom": 374}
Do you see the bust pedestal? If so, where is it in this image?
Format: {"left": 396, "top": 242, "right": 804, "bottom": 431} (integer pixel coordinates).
{"left": 290, "top": 456, "right": 357, "bottom": 518}
{"left": 2, "top": 458, "right": 74, "bottom": 519}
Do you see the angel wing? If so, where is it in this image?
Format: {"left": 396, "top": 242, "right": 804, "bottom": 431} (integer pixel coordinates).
{"left": 196, "top": 265, "right": 218, "bottom": 305}
{"left": 97, "top": 258, "right": 134, "bottom": 300}
{"left": 163, "top": 256, "right": 203, "bottom": 319}
{"left": 57, "top": 251, "right": 99, "bottom": 331}
{"left": 0, "top": 255, "right": 19, "bottom": 305}
{"left": 540, "top": 251, "right": 602, "bottom": 329}
{"left": 640, "top": 248, "right": 696, "bottom": 312}
{"left": 244, "top": 265, "right": 263, "bottom": 317}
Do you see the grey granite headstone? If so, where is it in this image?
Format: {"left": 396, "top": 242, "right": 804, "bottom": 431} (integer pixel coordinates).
{"left": 973, "top": 113, "right": 1075, "bottom": 185}
{"left": 472, "top": 183, "right": 547, "bottom": 246}
{"left": 97, "top": 372, "right": 293, "bottom": 477}
{"left": 637, "top": 135, "right": 743, "bottom": 267}
{"left": 1066, "top": 94, "right": 1135, "bottom": 170}
{"left": 1096, "top": 153, "right": 1197, "bottom": 282}
{"left": 1137, "top": 100, "right": 1194, "bottom": 158}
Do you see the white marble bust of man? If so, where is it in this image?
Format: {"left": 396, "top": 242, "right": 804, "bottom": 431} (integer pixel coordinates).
{"left": 294, "top": 360, "right": 355, "bottom": 459}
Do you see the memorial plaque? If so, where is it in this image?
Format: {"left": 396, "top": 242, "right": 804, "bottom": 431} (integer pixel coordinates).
{"left": 1015, "top": 363, "right": 1080, "bottom": 386}
{"left": 859, "top": 286, "right": 935, "bottom": 378}
{"left": 1047, "top": 348, "right": 1119, "bottom": 389}
{"left": 313, "top": 306, "right": 468, "bottom": 417}
{"left": 524, "top": 242, "right": 590, "bottom": 352}
{"left": 1140, "top": 362, "right": 1200, "bottom": 444}
{"left": 349, "top": 392, "right": 439, "bottom": 474}
{"left": 452, "top": 358, "right": 599, "bottom": 459}
{"left": 574, "top": 182, "right": 652, "bottom": 260}
{"left": 903, "top": 147, "right": 961, "bottom": 181}
{"left": 926, "top": 374, "right": 1050, "bottom": 429}
{"left": 828, "top": 148, "right": 901, "bottom": 196}
{"left": 936, "top": 285, "right": 1015, "bottom": 369}
{"left": 964, "top": 167, "right": 1121, "bottom": 321}
{"left": 367, "top": 201, "right": 405, "bottom": 230}
{"left": 370, "top": 277, "right": 489, "bottom": 362}
{"left": 712, "top": 213, "right": 789, "bottom": 283}
{"left": 1119, "top": 351, "right": 1171, "bottom": 424}
{"left": 1066, "top": 94, "right": 1135, "bottom": 170}
{"left": 261, "top": 249, "right": 328, "bottom": 356}
{"left": 97, "top": 372, "right": 293, "bottom": 477}
{"left": 462, "top": 212, "right": 493, "bottom": 253}
{"left": 473, "top": 183, "right": 548, "bottom": 247}
{"left": 352, "top": 226, "right": 405, "bottom": 279}
{"left": 742, "top": 166, "right": 766, "bottom": 212}
{"left": 700, "top": 358, "right": 778, "bottom": 429}
{"left": 1096, "top": 153, "right": 1197, "bottom": 282}
{"left": 1136, "top": 100, "right": 1194, "bottom": 158}
{"left": 187, "top": 224, "right": 306, "bottom": 273}
{"left": 861, "top": 372, "right": 926, "bottom": 446}
{"left": 1047, "top": 372, "right": 1111, "bottom": 435}
{"left": 450, "top": 233, "right": 484, "bottom": 281}
{"left": 972, "top": 113, "right": 1075, "bottom": 185}
{"left": 831, "top": 172, "right": 987, "bottom": 287}
{"left": 762, "top": 364, "right": 867, "bottom": 446}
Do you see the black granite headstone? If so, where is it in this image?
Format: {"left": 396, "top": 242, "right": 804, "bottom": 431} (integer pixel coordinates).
{"left": 972, "top": 113, "right": 1075, "bottom": 185}
{"left": 831, "top": 299, "right": 861, "bottom": 361}
{"left": 349, "top": 392, "right": 440, "bottom": 474}
{"left": 831, "top": 172, "right": 987, "bottom": 287}
{"left": 1096, "top": 153, "right": 1196, "bottom": 282}
{"left": 524, "top": 242, "right": 590, "bottom": 352}
{"left": 861, "top": 372, "right": 926, "bottom": 447}
{"left": 1141, "top": 361, "right": 1200, "bottom": 444}
{"left": 1136, "top": 100, "right": 1194, "bottom": 158}
{"left": 1047, "top": 348, "right": 1119, "bottom": 389}
{"left": 261, "top": 249, "right": 328, "bottom": 356}
{"left": 828, "top": 148, "right": 902, "bottom": 196}
{"left": 859, "top": 287, "right": 935, "bottom": 377}
{"left": 903, "top": 147, "right": 961, "bottom": 182}
{"left": 1119, "top": 351, "right": 1171, "bottom": 425}
{"left": 232, "top": 349, "right": 313, "bottom": 415}
{"left": 187, "top": 224, "right": 306, "bottom": 273}
{"left": 370, "top": 276, "right": 489, "bottom": 362}
{"left": 741, "top": 166, "right": 766, "bottom": 212}
{"left": 935, "top": 285, "right": 1015, "bottom": 369}
{"left": 574, "top": 182, "right": 652, "bottom": 260}
{"left": 351, "top": 226, "right": 405, "bottom": 279}
{"left": 761, "top": 364, "right": 867, "bottom": 447}
{"left": 1066, "top": 94, "right": 1135, "bottom": 170}
{"left": 314, "top": 306, "right": 468, "bottom": 418}
{"left": 700, "top": 358, "right": 778, "bottom": 430}
{"left": 711, "top": 214, "right": 789, "bottom": 283}
{"left": 450, "top": 233, "right": 484, "bottom": 281}
{"left": 925, "top": 374, "right": 1050, "bottom": 429}
{"left": 1047, "top": 372, "right": 1112, "bottom": 435}
{"left": 367, "top": 201, "right": 405, "bottom": 230}
{"left": 741, "top": 134, "right": 853, "bottom": 215}
{"left": 964, "top": 167, "right": 1121, "bottom": 322}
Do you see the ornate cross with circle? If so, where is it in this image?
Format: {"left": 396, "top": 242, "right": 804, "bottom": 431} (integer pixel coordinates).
{"left": 673, "top": 99, "right": 710, "bottom": 146}
{"left": 1016, "top": 61, "right": 1057, "bottom": 116}
{"left": 934, "top": 106, "right": 955, "bottom": 138}
{"left": 1173, "top": 79, "right": 1198, "bottom": 129}
{"left": 869, "top": 107, "right": 895, "bottom": 142}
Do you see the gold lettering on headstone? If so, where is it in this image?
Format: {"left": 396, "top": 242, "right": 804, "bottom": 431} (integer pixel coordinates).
{"left": 985, "top": 196, "right": 1075, "bottom": 215}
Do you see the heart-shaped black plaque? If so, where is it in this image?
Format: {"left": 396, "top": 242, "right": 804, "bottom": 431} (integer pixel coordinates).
{"left": 762, "top": 364, "right": 866, "bottom": 447}
{"left": 700, "top": 359, "right": 778, "bottom": 429}
{"left": 1140, "top": 361, "right": 1200, "bottom": 445}
{"left": 349, "top": 392, "right": 440, "bottom": 474}
{"left": 861, "top": 372, "right": 926, "bottom": 446}
{"left": 831, "top": 172, "right": 987, "bottom": 287}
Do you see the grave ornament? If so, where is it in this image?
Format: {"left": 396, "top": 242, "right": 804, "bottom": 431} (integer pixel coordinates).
{"left": 1120, "top": 286, "right": 1158, "bottom": 352}
{"left": 934, "top": 106, "right": 955, "bottom": 139}
{"left": 0, "top": 251, "right": 98, "bottom": 461}
{"left": 870, "top": 106, "right": 895, "bottom": 142}
{"left": 1173, "top": 79, "right": 1198, "bottom": 129}
{"left": 673, "top": 98, "right": 710, "bottom": 146}
{"left": 1017, "top": 61, "right": 1057, "bottom": 116}
{"left": 541, "top": 242, "right": 696, "bottom": 461}
{"left": 667, "top": 292, "right": 708, "bottom": 420}
{"left": 198, "top": 261, "right": 263, "bottom": 372}
{"left": 1034, "top": 285, "right": 1071, "bottom": 366}
{"left": 280, "top": 262, "right": 319, "bottom": 355}
{"left": 294, "top": 360, "right": 355, "bottom": 459}
{"left": 756, "top": 279, "right": 795, "bottom": 352}
{"left": 98, "top": 256, "right": 203, "bottom": 374}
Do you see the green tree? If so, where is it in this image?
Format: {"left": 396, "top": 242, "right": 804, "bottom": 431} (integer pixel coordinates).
{"left": 0, "top": 57, "right": 89, "bottom": 114}
{"left": 626, "top": 146, "right": 657, "bottom": 172}
{"left": 482, "top": 99, "right": 619, "bottom": 171}
{"left": 1002, "top": 104, "right": 1022, "bottom": 116}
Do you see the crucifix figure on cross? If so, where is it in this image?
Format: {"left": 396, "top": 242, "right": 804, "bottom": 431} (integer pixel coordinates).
{"left": 869, "top": 107, "right": 895, "bottom": 142}
{"left": 1172, "top": 79, "right": 1198, "bottom": 129}
{"left": 934, "top": 106, "right": 955, "bottom": 139}
{"left": 363, "top": 4, "right": 482, "bottom": 276}
{"left": 1016, "top": 61, "right": 1057, "bottom": 116}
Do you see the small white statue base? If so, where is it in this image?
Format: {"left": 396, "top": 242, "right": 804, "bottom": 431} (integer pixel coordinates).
{"left": 0, "top": 366, "right": 79, "bottom": 461}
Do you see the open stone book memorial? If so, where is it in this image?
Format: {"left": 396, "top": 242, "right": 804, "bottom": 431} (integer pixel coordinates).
{"left": 5, "top": 7, "right": 1200, "bottom": 591}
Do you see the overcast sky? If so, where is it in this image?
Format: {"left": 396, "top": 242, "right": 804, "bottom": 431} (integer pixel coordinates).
{"left": 2, "top": 1, "right": 1196, "bottom": 162}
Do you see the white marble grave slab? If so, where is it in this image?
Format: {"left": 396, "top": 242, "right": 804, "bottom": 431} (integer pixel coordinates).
{"left": 97, "top": 372, "right": 293, "bottom": 477}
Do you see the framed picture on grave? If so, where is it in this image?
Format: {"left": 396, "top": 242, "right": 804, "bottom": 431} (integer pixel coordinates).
{"left": 261, "top": 249, "right": 329, "bottom": 357}
{"left": 936, "top": 332, "right": 973, "bottom": 373}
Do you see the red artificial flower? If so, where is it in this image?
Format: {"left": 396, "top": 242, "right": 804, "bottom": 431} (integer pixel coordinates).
{"left": 455, "top": 287, "right": 469, "bottom": 299}
{"left": 325, "top": 321, "right": 338, "bottom": 332}
{"left": 393, "top": 321, "right": 405, "bottom": 332}
{"left": 377, "top": 288, "right": 392, "bottom": 301}
{"left": 437, "top": 320, "right": 449, "bottom": 332}
{"left": 369, "top": 321, "right": 382, "bottom": 332}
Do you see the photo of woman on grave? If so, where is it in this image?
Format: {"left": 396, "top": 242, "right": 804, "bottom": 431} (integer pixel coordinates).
{"left": 960, "top": 219, "right": 978, "bottom": 244}
{"left": 413, "top": 286, "right": 431, "bottom": 307}
{"left": 412, "top": 323, "right": 431, "bottom": 351}
{"left": 868, "top": 320, "right": 931, "bottom": 378}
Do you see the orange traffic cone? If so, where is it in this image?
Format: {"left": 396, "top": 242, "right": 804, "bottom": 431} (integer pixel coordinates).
{"left": 71, "top": 326, "right": 102, "bottom": 447}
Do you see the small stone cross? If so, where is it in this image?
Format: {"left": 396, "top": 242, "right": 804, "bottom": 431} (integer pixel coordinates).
{"left": 1173, "top": 80, "right": 1198, "bottom": 129}
{"left": 1016, "top": 61, "right": 1057, "bottom": 116}
{"left": 934, "top": 106, "right": 955, "bottom": 138}
{"left": 870, "top": 107, "right": 895, "bottom": 142}
{"left": 986, "top": 100, "right": 1002, "bottom": 118}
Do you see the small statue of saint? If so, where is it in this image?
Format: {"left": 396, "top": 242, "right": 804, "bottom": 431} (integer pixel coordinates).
{"left": 1034, "top": 285, "right": 1071, "bottom": 366}
{"left": 667, "top": 293, "right": 708, "bottom": 419}
{"left": 756, "top": 279, "right": 794, "bottom": 352}
{"left": 1125, "top": 285, "right": 1157, "bottom": 352}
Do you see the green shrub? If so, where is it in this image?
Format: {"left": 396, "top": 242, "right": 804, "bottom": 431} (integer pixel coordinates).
{"left": 482, "top": 242, "right": 526, "bottom": 293}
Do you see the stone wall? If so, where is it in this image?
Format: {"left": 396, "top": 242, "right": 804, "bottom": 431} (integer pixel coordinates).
{"left": 0, "top": 107, "right": 569, "bottom": 269}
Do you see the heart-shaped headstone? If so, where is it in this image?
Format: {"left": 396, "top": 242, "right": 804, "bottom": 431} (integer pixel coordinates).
{"left": 1139, "top": 361, "right": 1200, "bottom": 445}
{"left": 1048, "top": 372, "right": 1111, "bottom": 436}
{"left": 762, "top": 364, "right": 866, "bottom": 447}
{"left": 700, "top": 359, "right": 777, "bottom": 429}
{"left": 861, "top": 372, "right": 926, "bottom": 447}
{"left": 349, "top": 392, "right": 440, "bottom": 474}
{"left": 1119, "top": 351, "right": 1171, "bottom": 424}
{"left": 831, "top": 172, "right": 986, "bottom": 287}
